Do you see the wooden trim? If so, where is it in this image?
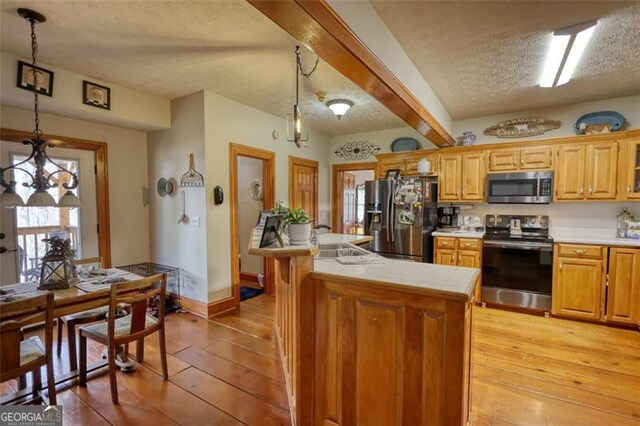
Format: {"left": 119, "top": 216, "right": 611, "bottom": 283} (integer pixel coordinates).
{"left": 207, "top": 296, "right": 237, "bottom": 317}
{"left": 171, "top": 294, "right": 208, "bottom": 318}
{"left": 331, "top": 162, "right": 377, "bottom": 233}
{"left": 240, "top": 272, "right": 261, "bottom": 289}
{"left": 1, "top": 128, "right": 112, "bottom": 268}
{"left": 229, "top": 143, "right": 276, "bottom": 310}
{"left": 288, "top": 155, "right": 319, "bottom": 221}
{"left": 248, "top": 0, "right": 455, "bottom": 147}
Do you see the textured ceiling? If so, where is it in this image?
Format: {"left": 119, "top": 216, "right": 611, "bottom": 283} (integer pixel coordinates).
{"left": 371, "top": 1, "right": 640, "bottom": 119}
{"left": 0, "top": 0, "right": 405, "bottom": 135}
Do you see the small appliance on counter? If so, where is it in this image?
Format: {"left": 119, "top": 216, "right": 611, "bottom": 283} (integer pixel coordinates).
{"left": 482, "top": 214, "right": 553, "bottom": 311}
{"left": 437, "top": 206, "right": 461, "bottom": 231}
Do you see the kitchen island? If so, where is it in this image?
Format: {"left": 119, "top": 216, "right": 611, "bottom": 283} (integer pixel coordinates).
{"left": 249, "top": 231, "right": 479, "bottom": 425}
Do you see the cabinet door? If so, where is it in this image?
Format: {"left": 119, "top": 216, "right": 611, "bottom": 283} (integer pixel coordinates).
{"left": 461, "top": 153, "right": 486, "bottom": 201}
{"left": 622, "top": 138, "right": 640, "bottom": 200}
{"left": 488, "top": 149, "right": 518, "bottom": 171}
{"left": 520, "top": 146, "right": 552, "bottom": 170}
{"left": 606, "top": 248, "right": 640, "bottom": 325}
{"left": 458, "top": 250, "right": 480, "bottom": 268}
{"left": 585, "top": 142, "right": 618, "bottom": 199}
{"left": 377, "top": 158, "right": 405, "bottom": 179}
{"left": 404, "top": 153, "right": 438, "bottom": 177}
{"left": 555, "top": 145, "right": 586, "bottom": 200}
{"left": 439, "top": 154, "right": 461, "bottom": 201}
{"left": 552, "top": 256, "right": 605, "bottom": 321}
{"left": 435, "top": 248, "right": 457, "bottom": 266}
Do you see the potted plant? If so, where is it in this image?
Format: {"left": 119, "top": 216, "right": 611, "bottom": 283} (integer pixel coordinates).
{"left": 273, "top": 202, "right": 313, "bottom": 245}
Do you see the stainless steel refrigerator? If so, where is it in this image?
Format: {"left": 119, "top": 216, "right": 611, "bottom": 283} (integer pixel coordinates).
{"left": 364, "top": 178, "right": 438, "bottom": 262}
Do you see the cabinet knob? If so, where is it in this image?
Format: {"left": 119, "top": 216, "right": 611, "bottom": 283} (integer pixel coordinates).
{"left": 512, "top": 158, "right": 516, "bottom": 166}
{"left": 559, "top": 262, "right": 563, "bottom": 270}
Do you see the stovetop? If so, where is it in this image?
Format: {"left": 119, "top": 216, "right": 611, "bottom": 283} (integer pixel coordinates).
{"left": 484, "top": 214, "right": 553, "bottom": 244}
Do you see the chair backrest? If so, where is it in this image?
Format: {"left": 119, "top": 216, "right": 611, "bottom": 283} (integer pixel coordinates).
{"left": 107, "top": 273, "right": 167, "bottom": 341}
{"left": 0, "top": 293, "right": 54, "bottom": 375}
{"left": 72, "top": 256, "right": 104, "bottom": 268}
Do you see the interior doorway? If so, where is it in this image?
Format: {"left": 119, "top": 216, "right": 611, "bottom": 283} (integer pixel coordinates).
{"left": 332, "top": 162, "right": 377, "bottom": 234}
{"left": 288, "top": 156, "right": 319, "bottom": 221}
{"left": 229, "top": 143, "right": 275, "bottom": 306}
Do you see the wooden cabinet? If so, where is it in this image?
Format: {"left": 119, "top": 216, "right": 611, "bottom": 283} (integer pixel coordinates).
{"left": 555, "top": 142, "right": 618, "bottom": 201}
{"left": 377, "top": 157, "right": 406, "bottom": 178}
{"left": 376, "top": 151, "right": 438, "bottom": 179}
{"left": 488, "top": 145, "right": 553, "bottom": 172}
{"left": 439, "top": 153, "right": 486, "bottom": 202}
{"left": 314, "top": 276, "right": 475, "bottom": 426}
{"left": 606, "top": 248, "right": 640, "bottom": 325}
{"left": 434, "top": 237, "right": 483, "bottom": 301}
{"left": 619, "top": 137, "right": 640, "bottom": 200}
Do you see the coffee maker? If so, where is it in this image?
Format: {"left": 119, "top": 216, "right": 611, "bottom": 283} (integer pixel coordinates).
{"left": 437, "top": 206, "right": 461, "bottom": 230}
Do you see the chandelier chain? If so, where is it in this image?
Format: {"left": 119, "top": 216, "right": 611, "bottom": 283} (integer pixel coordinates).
{"left": 29, "top": 17, "right": 42, "bottom": 138}
{"left": 295, "top": 46, "right": 319, "bottom": 78}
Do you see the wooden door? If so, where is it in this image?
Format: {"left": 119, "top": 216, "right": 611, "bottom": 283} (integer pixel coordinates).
{"left": 458, "top": 250, "right": 480, "bottom": 268}
{"left": 438, "top": 154, "right": 461, "bottom": 201}
{"left": 342, "top": 173, "right": 356, "bottom": 234}
{"left": 585, "top": 142, "right": 618, "bottom": 200}
{"left": 520, "top": 146, "right": 552, "bottom": 169}
{"left": 555, "top": 145, "right": 586, "bottom": 200}
{"left": 435, "top": 248, "right": 457, "bottom": 266}
{"left": 552, "top": 256, "right": 605, "bottom": 321}
{"left": 461, "top": 152, "right": 486, "bottom": 201}
{"left": 622, "top": 138, "right": 640, "bottom": 199}
{"left": 606, "top": 248, "right": 640, "bottom": 325}
{"left": 488, "top": 149, "right": 518, "bottom": 171}
{"left": 289, "top": 156, "right": 318, "bottom": 220}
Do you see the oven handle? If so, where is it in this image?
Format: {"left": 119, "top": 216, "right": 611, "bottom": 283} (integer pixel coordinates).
{"left": 483, "top": 240, "right": 553, "bottom": 251}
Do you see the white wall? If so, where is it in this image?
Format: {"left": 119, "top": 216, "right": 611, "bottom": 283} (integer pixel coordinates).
{"left": 351, "top": 170, "right": 374, "bottom": 187}
{"left": 1, "top": 106, "right": 150, "bottom": 267}
{"left": 453, "top": 95, "right": 640, "bottom": 145}
{"left": 1, "top": 52, "right": 170, "bottom": 132}
{"left": 147, "top": 93, "right": 208, "bottom": 301}
{"left": 204, "top": 91, "right": 331, "bottom": 302}
{"left": 237, "top": 156, "right": 263, "bottom": 276}
{"left": 329, "top": 126, "right": 437, "bottom": 165}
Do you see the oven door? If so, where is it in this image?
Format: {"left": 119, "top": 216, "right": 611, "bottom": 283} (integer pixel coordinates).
{"left": 482, "top": 240, "right": 553, "bottom": 310}
{"left": 486, "top": 171, "right": 551, "bottom": 204}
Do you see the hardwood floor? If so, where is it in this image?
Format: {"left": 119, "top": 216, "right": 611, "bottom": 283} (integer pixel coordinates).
{"left": 2, "top": 296, "right": 639, "bottom": 425}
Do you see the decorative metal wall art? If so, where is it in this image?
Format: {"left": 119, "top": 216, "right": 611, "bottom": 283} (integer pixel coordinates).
{"left": 483, "top": 117, "right": 561, "bottom": 138}
{"left": 334, "top": 140, "right": 380, "bottom": 160}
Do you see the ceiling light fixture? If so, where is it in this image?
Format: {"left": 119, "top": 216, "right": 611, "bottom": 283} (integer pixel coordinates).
{"left": 326, "top": 99, "right": 353, "bottom": 120}
{"left": 539, "top": 20, "right": 597, "bottom": 88}
{"left": 287, "top": 46, "right": 319, "bottom": 148}
{"left": 0, "top": 9, "right": 81, "bottom": 209}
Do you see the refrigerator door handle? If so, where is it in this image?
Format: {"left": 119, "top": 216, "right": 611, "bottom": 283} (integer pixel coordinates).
{"left": 389, "top": 190, "right": 395, "bottom": 243}
{"left": 386, "top": 190, "right": 392, "bottom": 243}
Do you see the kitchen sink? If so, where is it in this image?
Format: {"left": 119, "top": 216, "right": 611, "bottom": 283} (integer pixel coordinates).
{"left": 316, "top": 243, "right": 370, "bottom": 259}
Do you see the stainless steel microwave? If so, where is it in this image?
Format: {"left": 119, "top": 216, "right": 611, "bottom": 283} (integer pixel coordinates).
{"left": 486, "top": 171, "right": 554, "bottom": 204}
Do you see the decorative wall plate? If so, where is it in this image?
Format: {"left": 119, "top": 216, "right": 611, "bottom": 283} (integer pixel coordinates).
{"left": 334, "top": 140, "right": 380, "bottom": 160}
{"left": 391, "top": 137, "right": 419, "bottom": 152}
{"left": 483, "top": 117, "right": 561, "bottom": 138}
{"left": 574, "top": 111, "right": 625, "bottom": 135}
{"left": 157, "top": 177, "right": 176, "bottom": 198}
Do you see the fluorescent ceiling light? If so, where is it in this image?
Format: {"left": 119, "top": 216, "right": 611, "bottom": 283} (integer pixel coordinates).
{"left": 539, "top": 21, "right": 597, "bottom": 88}
{"left": 326, "top": 99, "right": 353, "bottom": 119}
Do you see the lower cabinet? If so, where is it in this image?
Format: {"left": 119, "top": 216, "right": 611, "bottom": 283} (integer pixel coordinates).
{"left": 434, "top": 237, "right": 482, "bottom": 302}
{"left": 552, "top": 243, "right": 640, "bottom": 326}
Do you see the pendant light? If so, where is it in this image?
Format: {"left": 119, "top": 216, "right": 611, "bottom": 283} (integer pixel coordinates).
{"left": 287, "top": 46, "right": 319, "bottom": 148}
{"left": 0, "top": 9, "right": 81, "bottom": 209}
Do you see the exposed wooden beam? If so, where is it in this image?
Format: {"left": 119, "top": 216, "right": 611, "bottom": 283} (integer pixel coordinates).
{"left": 248, "top": 0, "right": 455, "bottom": 147}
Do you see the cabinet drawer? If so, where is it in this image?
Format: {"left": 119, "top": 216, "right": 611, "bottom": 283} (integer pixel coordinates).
{"left": 435, "top": 237, "right": 457, "bottom": 249}
{"left": 557, "top": 243, "right": 605, "bottom": 259}
{"left": 458, "top": 238, "right": 481, "bottom": 251}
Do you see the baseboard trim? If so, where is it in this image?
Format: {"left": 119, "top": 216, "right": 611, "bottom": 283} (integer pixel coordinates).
{"left": 207, "top": 296, "right": 237, "bottom": 317}
{"left": 170, "top": 293, "right": 238, "bottom": 318}
{"left": 240, "top": 272, "right": 261, "bottom": 289}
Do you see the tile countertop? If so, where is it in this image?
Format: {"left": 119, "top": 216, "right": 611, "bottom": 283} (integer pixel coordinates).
{"left": 550, "top": 227, "right": 640, "bottom": 247}
{"left": 317, "top": 233, "right": 373, "bottom": 245}
{"left": 313, "top": 257, "right": 479, "bottom": 299}
{"left": 432, "top": 231, "right": 485, "bottom": 239}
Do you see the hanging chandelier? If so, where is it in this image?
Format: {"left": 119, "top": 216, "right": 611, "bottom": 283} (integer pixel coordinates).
{"left": 287, "top": 46, "right": 319, "bottom": 148}
{"left": 0, "top": 9, "right": 81, "bottom": 209}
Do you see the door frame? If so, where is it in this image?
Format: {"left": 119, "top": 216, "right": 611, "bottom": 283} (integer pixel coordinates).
{"left": 331, "top": 162, "right": 377, "bottom": 233}
{"left": 1, "top": 128, "right": 112, "bottom": 267}
{"left": 229, "top": 143, "right": 276, "bottom": 304}
{"left": 288, "top": 156, "right": 319, "bottom": 221}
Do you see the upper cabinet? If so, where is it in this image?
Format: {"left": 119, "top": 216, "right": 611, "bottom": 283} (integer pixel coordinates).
{"left": 376, "top": 151, "right": 437, "bottom": 179}
{"left": 488, "top": 145, "right": 553, "bottom": 172}
{"left": 439, "top": 152, "right": 486, "bottom": 202}
{"left": 555, "top": 142, "right": 618, "bottom": 201}
{"left": 619, "top": 137, "right": 640, "bottom": 200}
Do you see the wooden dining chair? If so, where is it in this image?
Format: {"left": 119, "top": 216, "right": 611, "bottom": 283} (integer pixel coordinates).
{"left": 56, "top": 256, "right": 107, "bottom": 371}
{"left": 0, "top": 293, "right": 56, "bottom": 405}
{"left": 78, "top": 273, "right": 168, "bottom": 404}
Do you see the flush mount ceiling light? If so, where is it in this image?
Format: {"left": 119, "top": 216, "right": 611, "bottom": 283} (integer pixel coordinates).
{"left": 0, "top": 9, "right": 81, "bottom": 209}
{"left": 539, "top": 20, "right": 597, "bottom": 88}
{"left": 287, "top": 46, "right": 319, "bottom": 148}
{"left": 326, "top": 99, "right": 353, "bottom": 120}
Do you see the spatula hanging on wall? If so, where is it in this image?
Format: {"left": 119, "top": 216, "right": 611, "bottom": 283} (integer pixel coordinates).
{"left": 180, "top": 153, "right": 204, "bottom": 188}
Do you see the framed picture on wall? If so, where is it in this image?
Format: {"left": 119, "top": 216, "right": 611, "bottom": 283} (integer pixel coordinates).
{"left": 16, "top": 61, "right": 54, "bottom": 97}
{"left": 83, "top": 80, "right": 111, "bottom": 110}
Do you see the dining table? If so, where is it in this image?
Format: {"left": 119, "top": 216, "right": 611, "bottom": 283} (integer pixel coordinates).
{"left": 0, "top": 268, "right": 144, "bottom": 404}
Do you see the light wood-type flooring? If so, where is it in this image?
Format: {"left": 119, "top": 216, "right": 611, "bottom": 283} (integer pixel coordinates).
{"left": 2, "top": 296, "right": 639, "bottom": 425}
